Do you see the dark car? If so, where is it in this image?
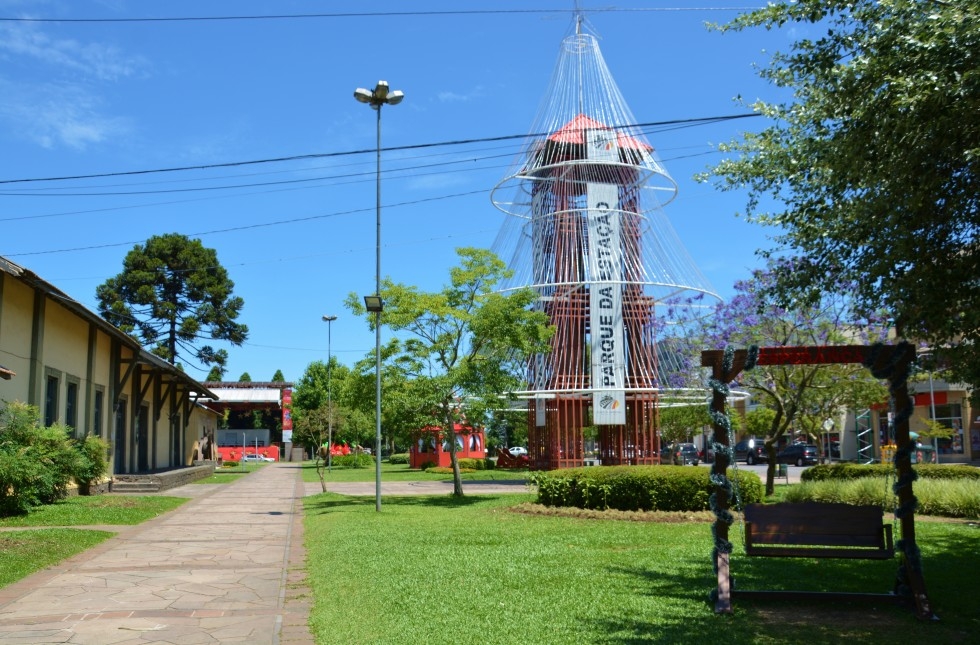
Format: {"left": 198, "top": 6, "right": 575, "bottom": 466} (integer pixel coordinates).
{"left": 662, "top": 442, "right": 700, "bottom": 466}
{"left": 734, "top": 438, "right": 767, "bottom": 465}
{"left": 776, "top": 443, "right": 819, "bottom": 466}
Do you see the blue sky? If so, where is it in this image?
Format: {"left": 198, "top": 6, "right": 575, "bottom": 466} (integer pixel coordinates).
{"left": 0, "top": 1, "right": 794, "bottom": 383}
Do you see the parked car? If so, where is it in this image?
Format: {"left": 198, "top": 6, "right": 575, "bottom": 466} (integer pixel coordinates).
{"left": 508, "top": 446, "right": 528, "bottom": 457}
{"left": 661, "top": 442, "right": 700, "bottom": 466}
{"left": 775, "top": 443, "right": 819, "bottom": 466}
{"left": 734, "top": 438, "right": 767, "bottom": 465}
{"left": 242, "top": 453, "right": 275, "bottom": 463}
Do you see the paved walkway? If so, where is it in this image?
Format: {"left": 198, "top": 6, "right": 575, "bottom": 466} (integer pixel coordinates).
{"left": 0, "top": 466, "right": 532, "bottom": 644}
{"left": 0, "top": 463, "right": 314, "bottom": 645}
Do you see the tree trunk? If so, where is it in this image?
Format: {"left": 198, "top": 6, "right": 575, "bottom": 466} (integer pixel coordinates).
{"left": 764, "top": 440, "right": 777, "bottom": 496}
{"left": 316, "top": 446, "right": 327, "bottom": 493}
{"left": 168, "top": 316, "right": 178, "bottom": 365}
{"left": 446, "top": 411, "right": 464, "bottom": 496}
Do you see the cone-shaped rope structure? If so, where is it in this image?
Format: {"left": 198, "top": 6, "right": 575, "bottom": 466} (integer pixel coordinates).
{"left": 490, "top": 23, "right": 719, "bottom": 468}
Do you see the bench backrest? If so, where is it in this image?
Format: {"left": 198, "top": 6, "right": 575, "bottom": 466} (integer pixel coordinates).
{"left": 744, "top": 502, "right": 887, "bottom": 548}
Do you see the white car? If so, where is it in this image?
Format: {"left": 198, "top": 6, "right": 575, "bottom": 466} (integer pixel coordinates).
{"left": 242, "top": 454, "right": 275, "bottom": 463}
{"left": 508, "top": 446, "right": 528, "bottom": 457}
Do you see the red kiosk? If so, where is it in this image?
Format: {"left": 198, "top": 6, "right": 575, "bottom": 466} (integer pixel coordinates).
{"left": 409, "top": 424, "right": 486, "bottom": 469}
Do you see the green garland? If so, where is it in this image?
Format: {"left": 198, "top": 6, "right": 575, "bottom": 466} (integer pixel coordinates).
{"left": 708, "top": 345, "right": 758, "bottom": 584}
{"left": 862, "top": 341, "right": 924, "bottom": 597}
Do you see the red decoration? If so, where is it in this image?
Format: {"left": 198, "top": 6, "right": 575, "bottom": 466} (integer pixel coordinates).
{"left": 756, "top": 345, "right": 870, "bottom": 366}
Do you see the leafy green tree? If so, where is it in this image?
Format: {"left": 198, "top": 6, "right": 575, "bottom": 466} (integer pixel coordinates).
{"left": 271, "top": 369, "right": 285, "bottom": 382}
{"left": 911, "top": 418, "right": 955, "bottom": 445}
{"left": 293, "top": 359, "right": 370, "bottom": 449}
{"left": 293, "top": 404, "right": 337, "bottom": 492}
{"left": 96, "top": 233, "right": 248, "bottom": 372}
{"left": 705, "top": 0, "right": 980, "bottom": 393}
{"left": 205, "top": 366, "right": 224, "bottom": 382}
{"left": 744, "top": 407, "right": 776, "bottom": 440}
{"left": 238, "top": 372, "right": 252, "bottom": 383}
{"left": 658, "top": 403, "right": 711, "bottom": 447}
{"left": 346, "top": 248, "right": 552, "bottom": 496}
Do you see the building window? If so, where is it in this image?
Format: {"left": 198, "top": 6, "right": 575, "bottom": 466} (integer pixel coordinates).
{"left": 932, "top": 404, "right": 964, "bottom": 454}
{"left": 93, "top": 389, "right": 105, "bottom": 438}
{"left": 66, "top": 379, "right": 79, "bottom": 434}
{"left": 44, "top": 374, "right": 59, "bottom": 427}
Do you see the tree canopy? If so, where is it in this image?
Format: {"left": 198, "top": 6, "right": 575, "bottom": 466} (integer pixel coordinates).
{"left": 96, "top": 233, "right": 248, "bottom": 372}
{"left": 345, "top": 248, "right": 552, "bottom": 495}
{"left": 706, "top": 0, "right": 980, "bottom": 391}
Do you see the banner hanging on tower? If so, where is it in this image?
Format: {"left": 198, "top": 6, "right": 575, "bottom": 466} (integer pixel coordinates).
{"left": 587, "top": 180, "right": 626, "bottom": 425}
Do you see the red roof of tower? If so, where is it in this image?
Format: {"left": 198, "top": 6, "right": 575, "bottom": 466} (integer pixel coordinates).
{"left": 547, "top": 114, "right": 652, "bottom": 151}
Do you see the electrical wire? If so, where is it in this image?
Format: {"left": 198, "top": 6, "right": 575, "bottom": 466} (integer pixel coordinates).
{"left": 0, "top": 114, "right": 757, "bottom": 185}
{"left": 0, "top": 8, "right": 764, "bottom": 24}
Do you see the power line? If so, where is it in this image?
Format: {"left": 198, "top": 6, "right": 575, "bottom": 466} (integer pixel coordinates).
{"left": 0, "top": 8, "right": 763, "bottom": 24}
{"left": 0, "top": 113, "right": 757, "bottom": 186}
{"left": 4, "top": 190, "right": 487, "bottom": 257}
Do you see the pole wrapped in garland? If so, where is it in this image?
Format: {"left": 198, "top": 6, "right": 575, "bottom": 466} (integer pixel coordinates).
{"left": 706, "top": 345, "right": 757, "bottom": 607}
{"left": 863, "top": 342, "right": 926, "bottom": 604}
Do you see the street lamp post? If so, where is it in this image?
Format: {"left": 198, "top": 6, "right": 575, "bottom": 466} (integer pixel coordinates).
{"left": 322, "top": 315, "right": 337, "bottom": 473}
{"left": 354, "top": 80, "right": 403, "bottom": 512}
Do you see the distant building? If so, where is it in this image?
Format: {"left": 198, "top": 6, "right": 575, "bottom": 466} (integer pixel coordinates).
{"left": 200, "top": 382, "right": 293, "bottom": 461}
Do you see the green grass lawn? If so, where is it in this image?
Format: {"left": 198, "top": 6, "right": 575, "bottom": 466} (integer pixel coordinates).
{"left": 300, "top": 460, "right": 529, "bottom": 484}
{"left": 0, "top": 495, "right": 188, "bottom": 527}
{"left": 0, "top": 495, "right": 189, "bottom": 589}
{"left": 0, "top": 529, "right": 114, "bottom": 588}
{"left": 303, "top": 492, "right": 980, "bottom": 644}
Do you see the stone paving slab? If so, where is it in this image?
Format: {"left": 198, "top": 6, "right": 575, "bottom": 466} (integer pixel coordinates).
{"left": 0, "top": 463, "right": 314, "bottom": 645}
{"left": 0, "top": 466, "right": 535, "bottom": 644}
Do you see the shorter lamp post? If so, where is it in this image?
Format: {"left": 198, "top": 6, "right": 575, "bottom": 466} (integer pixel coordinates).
{"left": 322, "top": 315, "right": 337, "bottom": 473}
{"left": 363, "top": 295, "right": 384, "bottom": 510}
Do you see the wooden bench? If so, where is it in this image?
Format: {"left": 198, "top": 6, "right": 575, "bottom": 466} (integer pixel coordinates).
{"left": 744, "top": 502, "right": 894, "bottom": 560}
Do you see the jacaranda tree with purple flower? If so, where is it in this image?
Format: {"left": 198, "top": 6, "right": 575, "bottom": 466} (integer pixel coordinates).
{"left": 667, "top": 260, "right": 890, "bottom": 495}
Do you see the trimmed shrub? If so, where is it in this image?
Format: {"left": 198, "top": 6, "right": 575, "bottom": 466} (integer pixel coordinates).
{"left": 0, "top": 402, "right": 80, "bottom": 516}
{"left": 388, "top": 453, "right": 410, "bottom": 465}
{"left": 784, "top": 477, "right": 980, "bottom": 518}
{"left": 74, "top": 434, "right": 109, "bottom": 494}
{"left": 530, "top": 466, "right": 763, "bottom": 512}
{"left": 457, "top": 458, "right": 486, "bottom": 470}
{"left": 332, "top": 453, "right": 375, "bottom": 469}
{"left": 802, "top": 462, "right": 980, "bottom": 483}
{"left": 418, "top": 460, "right": 437, "bottom": 471}
{"left": 223, "top": 460, "right": 240, "bottom": 468}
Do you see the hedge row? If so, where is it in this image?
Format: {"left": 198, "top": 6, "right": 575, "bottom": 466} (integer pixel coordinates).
{"left": 785, "top": 477, "right": 980, "bottom": 518}
{"left": 801, "top": 463, "right": 980, "bottom": 482}
{"left": 530, "top": 466, "right": 763, "bottom": 512}
{"left": 331, "top": 453, "right": 376, "bottom": 469}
